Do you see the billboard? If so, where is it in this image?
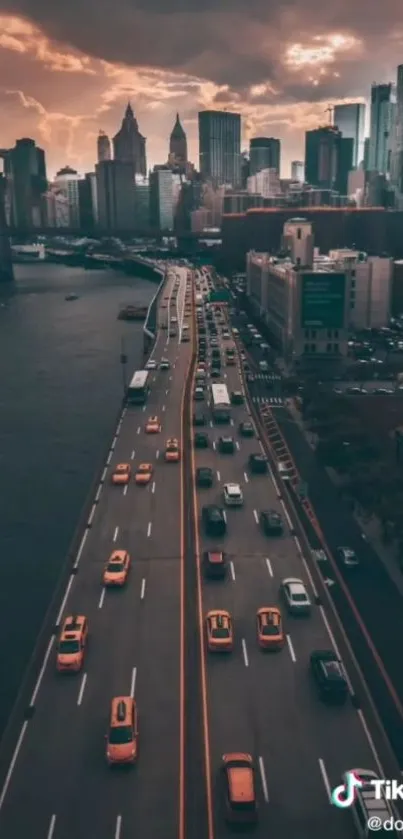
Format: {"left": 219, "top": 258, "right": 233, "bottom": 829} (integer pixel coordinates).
{"left": 300, "top": 272, "right": 346, "bottom": 329}
{"left": 208, "top": 290, "right": 231, "bottom": 303}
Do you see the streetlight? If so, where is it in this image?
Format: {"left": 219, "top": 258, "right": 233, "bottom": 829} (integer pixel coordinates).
{"left": 120, "top": 336, "right": 128, "bottom": 397}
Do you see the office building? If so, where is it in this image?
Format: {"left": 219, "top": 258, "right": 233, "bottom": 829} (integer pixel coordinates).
{"left": 78, "top": 174, "right": 96, "bottom": 229}
{"left": 333, "top": 103, "right": 365, "bottom": 168}
{"left": 198, "top": 110, "right": 241, "bottom": 188}
{"left": 363, "top": 138, "right": 370, "bottom": 170}
{"left": 134, "top": 175, "right": 150, "bottom": 229}
{"left": 328, "top": 249, "right": 392, "bottom": 329}
{"left": 368, "top": 83, "right": 396, "bottom": 174}
{"left": 249, "top": 137, "right": 280, "bottom": 176}
{"left": 113, "top": 102, "right": 146, "bottom": 176}
{"left": 247, "top": 168, "right": 281, "bottom": 198}
{"left": 169, "top": 113, "right": 187, "bottom": 171}
{"left": 86, "top": 172, "right": 98, "bottom": 225}
{"left": 282, "top": 218, "right": 314, "bottom": 267}
{"left": 97, "top": 131, "right": 111, "bottom": 163}
{"left": 42, "top": 188, "right": 69, "bottom": 227}
{"left": 291, "top": 161, "right": 304, "bottom": 182}
{"left": 391, "top": 65, "right": 403, "bottom": 205}
{"left": 5, "top": 138, "right": 47, "bottom": 227}
{"left": 149, "top": 168, "right": 174, "bottom": 230}
{"left": 96, "top": 160, "right": 136, "bottom": 230}
{"left": 305, "top": 126, "right": 341, "bottom": 190}
{"left": 53, "top": 166, "right": 81, "bottom": 226}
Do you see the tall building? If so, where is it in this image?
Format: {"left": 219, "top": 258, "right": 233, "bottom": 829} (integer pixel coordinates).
{"left": 368, "top": 83, "right": 396, "bottom": 174}
{"left": 5, "top": 138, "right": 47, "bottom": 227}
{"left": 249, "top": 137, "right": 280, "bottom": 176}
{"left": 96, "top": 160, "right": 136, "bottom": 230}
{"left": 304, "top": 126, "right": 352, "bottom": 193}
{"left": 78, "top": 174, "right": 96, "bottom": 229}
{"left": 391, "top": 65, "right": 403, "bottom": 204}
{"left": 333, "top": 103, "right": 365, "bottom": 167}
{"left": 53, "top": 166, "right": 81, "bottom": 226}
{"left": 169, "top": 113, "right": 187, "bottom": 170}
{"left": 113, "top": 102, "right": 146, "bottom": 176}
{"left": 97, "top": 131, "right": 111, "bottom": 163}
{"left": 149, "top": 168, "right": 174, "bottom": 231}
{"left": 198, "top": 110, "right": 241, "bottom": 188}
{"left": 291, "top": 161, "right": 304, "bottom": 182}
{"left": 247, "top": 168, "right": 281, "bottom": 198}
{"left": 134, "top": 175, "right": 150, "bottom": 229}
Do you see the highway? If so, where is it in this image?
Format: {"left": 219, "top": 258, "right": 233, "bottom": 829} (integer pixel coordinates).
{"left": 191, "top": 283, "right": 400, "bottom": 838}
{"left": 0, "top": 265, "right": 191, "bottom": 839}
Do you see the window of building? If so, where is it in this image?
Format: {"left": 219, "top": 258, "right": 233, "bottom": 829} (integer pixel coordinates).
{"left": 297, "top": 228, "right": 301, "bottom": 239}
{"left": 326, "top": 343, "right": 332, "bottom": 352}
{"left": 327, "top": 330, "right": 331, "bottom": 339}
{"left": 333, "top": 343, "right": 339, "bottom": 353}
{"left": 334, "top": 330, "right": 339, "bottom": 338}
{"left": 312, "top": 330, "right": 317, "bottom": 339}
{"left": 304, "top": 343, "right": 310, "bottom": 353}
{"left": 351, "top": 280, "right": 356, "bottom": 289}
{"left": 310, "top": 343, "right": 316, "bottom": 353}
{"left": 351, "top": 270, "right": 356, "bottom": 278}
{"left": 350, "top": 301, "right": 354, "bottom": 309}
{"left": 305, "top": 330, "right": 310, "bottom": 339}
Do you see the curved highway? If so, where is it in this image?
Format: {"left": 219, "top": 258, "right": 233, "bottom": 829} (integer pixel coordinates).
{"left": 0, "top": 265, "right": 191, "bottom": 839}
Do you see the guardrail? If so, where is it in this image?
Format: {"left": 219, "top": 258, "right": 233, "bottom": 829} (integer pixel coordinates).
{"left": 143, "top": 266, "right": 166, "bottom": 342}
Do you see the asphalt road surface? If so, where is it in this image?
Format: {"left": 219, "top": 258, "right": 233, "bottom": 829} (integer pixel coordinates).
{"left": 0, "top": 266, "right": 191, "bottom": 839}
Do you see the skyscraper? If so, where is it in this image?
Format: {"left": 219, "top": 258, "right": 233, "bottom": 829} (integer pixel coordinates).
{"left": 97, "top": 131, "right": 111, "bottom": 163}
{"left": 249, "top": 137, "right": 280, "bottom": 176}
{"left": 149, "top": 168, "right": 174, "bottom": 231}
{"left": 198, "top": 110, "right": 241, "bottom": 188}
{"left": 5, "top": 138, "right": 47, "bottom": 227}
{"left": 291, "top": 161, "right": 304, "bottom": 182}
{"left": 333, "top": 103, "right": 365, "bottom": 167}
{"left": 304, "top": 126, "right": 352, "bottom": 194}
{"left": 368, "top": 83, "right": 396, "bottom": 174}
{"left": 391, "top": 65, "right": 403, "bottom": 203}
{"left": 169, "top": 113, "right": 187, "bottom": 170}
{"left": 95, "top": 160, "right": 136, "bottom": 230}
{"left": 113, "top": 102, "right": 146, "bottom": 176}
{"left": 54, "top": 166, "right": 80, "bottom": 226}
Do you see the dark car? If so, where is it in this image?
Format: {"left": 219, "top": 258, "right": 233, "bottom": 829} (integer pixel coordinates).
{"left": 249, "top": 453, "right": 268, "bottom": 474}
{"left": 196, "top": 467, "right": 214, "bottom": 488}
{"left": 260, "top": 510, "right": 283, "bottom": 536}
{"left": 211, "top": 356, "right": 221, "bottom": 368}
{"left": 218, "top": 436, "right": 235, "bottom": 454}
{"left": 203, "top": 550, "right": 227, "bottom": 579}
{"left": 211, "top": 348, "right": 221, "bottom": 358}
{"left": 193, "top": 413, "right": 206, "bottom": 427}
{"left": 239, "top": 421, "right": 254, "bottom": 437}
{"left": 202, "top": 505, "right": 227, "bottom": 537}
{"left": 211, "top": 369, "right": 221, "bottom": 379}
{"left": 194, "top": 432, "right": 209, "bottom": 449}
{"left": 231, "top": 391, "right": 244, "bottom": 405}
{"left": 198, "top": 327, "right": 206, "bottom": 335}
{"left": 310, "top": 651, "right": 348, "bottom": 704}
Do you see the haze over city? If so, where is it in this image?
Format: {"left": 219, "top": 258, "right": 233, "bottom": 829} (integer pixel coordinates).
{"left": 0, "top": 0, "right": 402, "bottom": 176}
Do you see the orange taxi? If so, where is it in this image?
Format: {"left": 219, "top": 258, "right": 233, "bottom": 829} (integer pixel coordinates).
{"left": 112, "top": 463, "right": 131, "bottom": 485}
{"left": 165, "top": 438, "right": 180, "bottom": 462}
{"left": 56, "top": 615, "right": 88, "bottom": 672}
{"left": 256, "top": 607, "right": 284, "bottom": 650}
{"left": 103, "top": 550, "right": 130, "bottom": 586}
{"left": 105, "top": 696, "right": 138, "bottom": 765}
{"left": 135, "top": 463, "right": 153, "bottom": 485}
{"left": 145, "top": 416, "right": 161, "bottom": 434}
{"left": 206, "top": 610, "right": 233, "bottom": 652}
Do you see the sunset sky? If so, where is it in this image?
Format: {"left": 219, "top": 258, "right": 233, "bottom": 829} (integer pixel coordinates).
{"left": 0, "top": 0, "right": 402, "bottom": 179}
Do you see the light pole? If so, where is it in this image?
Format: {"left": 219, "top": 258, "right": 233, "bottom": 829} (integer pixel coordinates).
{"left": 120, "top": 336, "right": 128, "bottom": 397}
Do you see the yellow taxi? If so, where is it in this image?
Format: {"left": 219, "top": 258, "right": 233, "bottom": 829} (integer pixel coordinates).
{"left": 103, "top": 550, "right": 131, "bottom": 586}
{"left": 256, "top": 606, "right": 284, "bottom": 650}
{"left": 112, "top": 463, "right": 131, "bottom": 485}
{"left": 145, "top": 416, "right": 161, "bottom": 434}
{"left": 56, "top": 615, "right": 88, "bottom": 672}
{"left": 206, "top": 610, "right": 233, "bottom": 652}
{"left": 135, "top": 463, "right": 153, "bottom": 485}
{"left": 105, "top": 696, "right": 138, "bottom": 765}
{"left": 165, "top": 438, "right": 180, "bottom": 462}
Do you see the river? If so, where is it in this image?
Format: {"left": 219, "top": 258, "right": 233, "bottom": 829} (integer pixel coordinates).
{"left": 0, "top": 263, "right": 157, "bottom": 736}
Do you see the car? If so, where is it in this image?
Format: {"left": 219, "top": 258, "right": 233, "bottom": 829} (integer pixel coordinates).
{"left": 105, "top": 696, "right": 138, "bottom": 765}
{"left": 239, "top": 421, "right": 254, "bottom": 437}
{"left": 196, "top": 467, "right": 214, "bottom": 488}
{"left": 194, "top": 387, "right": 204, "bottom": 401}
{"left": 256, "top": 607, "right": 284, "bottom": 649}
{"left": 312, "top": 549, "right": 327, "bottom": 562}
{"left": 103, "top": 550, "right": 131, "bottom": 586}
{"left": 277, "top": 461, "right": 293, "bottom": 481}
{"left": 310, "top": 650, "right": 348, "bottom": 703}
{"left": 231, "top": 391, "right": 244, "bottom": 405}
{"left": 221, "top": 753, "right": 258, "bottom": 824}
{"left": 336, "top": 546, "right": 360, "bottom": 568}
{"left": 171, "top": 316, "right": 177, "bottom": 324}
{"left": 160, "top": 359, "right": 170, "bottom": 370}
{"left": 181, "top": 334, "right": 190, "bottom": 342}
{"left": 223, "top": 483, "right": 243, "bottom": 507}
{"left": 145, "top": 416, "right": 161, "bottom": 433}
{"left": 197, "top": 361, "right": 207, "bottom": 370}
{"left": 203, "top": 550, "right": 227, "bottom": 579}
{"left": 202, "top": 504, "right": 227, "bottom": 536}
{"left": 210, "top": 368, "right": 221, "bottom": 379}
{"left": 218, "top": 436, "right": 235, "bottom": 454}
{"left": 281, "top": 577, "right": 311, "bottom": 615}
{"left": 206, "top": 610, "right": 233, "bottom": 651}
{"left": 112, "top": 463, "right": 131, "bottom": 484}
{"left": 165, "top": 438, "right": 180, "bottom": 462}
{"left": 259, "top": 509, "right": 283, "bottom": 536}
{"left": 145, "top": 359, "right": 157, "bottom": 370}
{"left": 56, "top": 615, "right": 88, "bottom": 672}
{"left": 193, "top": 413, "right": 206, "bottom": 426}
{"left": 169, "top": 329, "right": 176, "bottom": 337}
{"left": 135, "top": 463, "right": 153, "bottom": 484}
{"left": 194, "top": 432, "right": 209, "bottom": 448}
{"left": 248, "top": 453, "right": 268, "bottom": 474}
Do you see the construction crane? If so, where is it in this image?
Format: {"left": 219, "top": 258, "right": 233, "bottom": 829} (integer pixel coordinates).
{"left": 324, "top": 105, "right": 334, "bottom": 125}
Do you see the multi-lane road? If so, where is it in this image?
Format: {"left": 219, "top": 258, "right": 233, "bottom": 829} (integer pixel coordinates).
{"left": 0, "top": 266, "right": 191, "bottom": 839}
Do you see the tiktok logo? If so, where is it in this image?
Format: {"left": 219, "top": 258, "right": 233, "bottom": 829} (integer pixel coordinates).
{"left": 331, "top": 772, "right": 364, "bottom": 808}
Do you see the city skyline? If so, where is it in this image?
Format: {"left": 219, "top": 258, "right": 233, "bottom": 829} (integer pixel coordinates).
{"left": 0, "top": 3, "right": 402, "bottom": 177}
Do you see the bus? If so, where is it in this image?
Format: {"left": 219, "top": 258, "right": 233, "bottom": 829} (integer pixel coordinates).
{"left": 211, "top": 383, "right": 231, "bottom": 423}
{"left": 127, "top": 370, "right": 150, "bottom": 404}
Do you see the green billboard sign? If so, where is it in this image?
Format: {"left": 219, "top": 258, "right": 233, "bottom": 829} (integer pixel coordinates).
{"left": 209, "top": 290, "right": 231, "bottom": 303}
{"left": 301, "top": 272, "right": 346, "bottom": 329}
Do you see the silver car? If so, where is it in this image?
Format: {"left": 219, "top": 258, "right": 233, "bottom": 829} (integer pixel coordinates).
{"left": 281, "top": 578, "right": 311, "bottom": 615}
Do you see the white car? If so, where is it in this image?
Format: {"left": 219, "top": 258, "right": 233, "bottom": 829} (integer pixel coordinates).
{"left": 223, "top": 483, "right": 243, "bottom": 507}
{"left": 281, "top": 578, "right": 311, "bottom": 615}
{"left": 160, "top": 359, "right": 170, "bottom": 370}
{"left": 145, "top": 359, "right": 157, "bottom": 370}
{"left": 336, "top": 546, "right": 359, "bottom": 568}
{"left": 277, "top": 461, "right": 293, "bottom": 481}
{"left": 171, "top": 316, "right": 178, "bottom": 324}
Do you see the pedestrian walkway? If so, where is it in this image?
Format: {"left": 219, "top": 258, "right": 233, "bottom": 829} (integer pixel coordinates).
{"left": 252, "top": 396, "right": 283, "bottom": 405}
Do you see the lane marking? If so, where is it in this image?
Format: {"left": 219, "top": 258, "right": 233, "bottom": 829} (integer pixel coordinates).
{"left": 0, "top": 721, "right": 28, "bottom": 810}
{"left": 244, "top": 471, "right": 249, "bottom": 483}
{"left": 212, "top": 441, "right": 216, "bottom": 450}
{"left": 56, "top": 575, "right": 75, "bottom": 625}
{"left": 162, "top": 405, "right": 166, "bottom": 412}
{"left": 101, "top": 467, "right": 107, "bottom": 482}
{"left": 113, "top": 526, "right": 119, "bottom": 542}
{"left": 156, "top": 449, "right": 160, "bottom": 459}
{"left": 265, "top": 558, "right": 273, "bottom": 577}
{"left": 166, "top": 388, "right": 169, "bottom": 395}
{"left": 30, "top": 636, "right": 55, "bottom": 705}
{"left": 98, "top": 588, "right": 105, "bottom": 609}
{"left": 77, "top": 673, "right": 87, "bottom": 705}
{"left": 123, "top": 484, "right": 128, "bottom": 496}
{"left": 235, "top": 441, "right": 240, "bottom": 450}
{"left": 142, "top": 405, "right": 146, "bottom": 412}
{"left": 147, "top": 521, "right": 152, "bottom": 537}
{"left": 115, "top": 815, "right": 122, "bottom": 839}
{"left": 242, "top": 639, "right": 249, "bottom": 667}
{"left": 75, "top": 530, "right": 88, "bottom": 566}
{"left": 216, "top": 470, "right": 221, "bottom": 481}
{"left": 286, "top": 634, "right": 296, "bottom": 662}
{"left": 230, "top": 561, "right": 236, "bottom": 581}
{"left": 318, "top": 758, "right": 331, "bottom": 802}
{"left": 140, "top": 578, "right": 146, "bottom": 600}
{"left": 137, "top": 426, "right": 141, "bottom": 434}
{"left": 106, "top": 452, "right": 112, "bottom": 466}
{"left": 253, "top": 509, "right": 259, "bottom": 524}
{"left": 95, "top": 485, "right": 102, "bottom": 502}
{"left": 131, "top": 450, "right": 135, "bottom": 460}
{"left": 130, "top": 667, "right": 137, "bottom": 698}
{"left": 259, "top": 756, "right": 269, "bottom": 802}
{"left": 87, "top": 503, "right": 96, "bottom": 526}
{"left": 222, "top": 510, "right": 227, "bottom": 523}
{"left": 151, "top": 481, "right": 156, "bottom": 494}
{"left": 279, "top": 499, "right": 293, "bottom": 529}
{"left": 47, "top": 814, "right": 57, "bottom": 839}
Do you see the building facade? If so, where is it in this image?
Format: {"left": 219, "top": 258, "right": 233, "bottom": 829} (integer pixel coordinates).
{"left": 368, "top": 83, "right": 396, "bottom": 174}
{"left": 247, "top": 168, "right": 281, "bottom": 198}
{"left": 328, "top": 249, "right": 392, "bottom": 329}
{"left": 198, "top": 110, "right": 241, "bottom": 188}
{"left": 97, "top": 131, "right": 111, "bottom": 162}
{"left": 113, "top": 102, "right": 146, "bottom": 176}
{"left": 391, "top": 65, "right": 403, "bottom": 206}
{"left": 149, "top": 168, "right": 174, "bottom": 230}
{"left": 249, "top": 137, "right": 280, "bottom": 176}
{"left": 53, "top": 166, "right": 81, "bottom": 226}
{"left": 169, "top": 113, "right": 187, "bottom": 171}
{"left": 95, "top": 160, "right": 136, "bottom": 230}
{"left": 291, "top": 161, "right": 304, "bottom": 182}
{"left": 334, "top": 103, "right": 365, "bottom": 168}
{"left": 5, "top": 138, "right": 47, "bottom": 227}
{"left": 304, "top": 126, "right": 352, "bottom": 193}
